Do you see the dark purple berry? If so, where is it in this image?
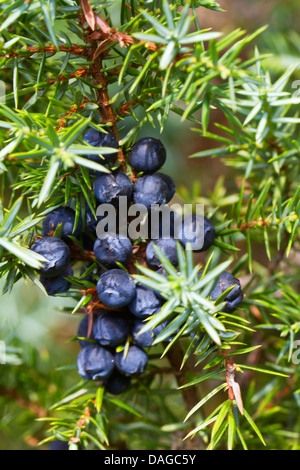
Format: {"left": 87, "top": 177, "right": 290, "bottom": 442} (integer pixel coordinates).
{"left": 77, "top": 344, "right": 114, "bottom": 380}
{"left": 83, "top": 128, "right": 119, "bottom": 165}
{"left": 40, "top": 265, "right": 73, "bottom": 296}
{"left": 93, "top": 170, "right": 132, "bottom": 205}
{"left": 96, "top": 269, "right": 136, "bottom": 308}
{"left": 83, "top": 205, "right": 109, "bottom": 251}
{"left": 42, "top": 207, "right": 82, "bottom": 241}
{"left": 146, "top": 238, "right": 178, "bottom": 269}
{"left": 83, "top": 128, "right": 103, "bottom": 147}
{"left": 211, "top": 271, "right": 243, "bottom": 313}
{"left": 147, "top": 205, "right": 178, "bottom": 239}
{"left": 128, "top": 137, "right": 166, "bottom": 173}
{"left": 93, "top": 311, "right": 131, "bottom": 347}
{"left": 77, "top": 315, "right": 96, "bottom": 348}
{"left": 128, "top": 285, "right": 163, "bottom": 319}
{"left": 114, "top": 345, "right": 148, "bottom": 376}
{"left": 132, "top": 319, "right": 167, "bottom": 348}
{"left": 132, "top": 174, "right": 170, "bottom": 210}
{"left": 82, "top": 232, "right": 96, "bottom": 251}
{"left": 175, "top": 214, "right": 215, "bottom": 252}
{"left": 93, "top": 233, "right": 132, "bottom": 267}
{"left": 85, "top": 204, "right": 99, "bottom": 233}
{"left": 156, "top": 173, "right": 175, "bottom": 200}
{"left": 104, "top": 371, "right": 131, "bottom": 395}
{"left": 49, "top": 440, "right": 69, "bottom": 451}
{"left": 30, "top": 236, "right": 70, "bottom": 278}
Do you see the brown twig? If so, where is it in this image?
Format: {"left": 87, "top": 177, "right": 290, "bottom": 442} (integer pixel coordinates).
{"left": 46, "top": 67, "right": 89, "bottom": 85}
{"left": 81, "top": 18, "right": 127, "bottom": 172}
{"left": 69, "top": 243, "right": 96, "bottom": 261}
{"left": 78, "top": 4, "right": 205, "bottom": 448}
{"left": 0, "top": 45, "right": 87, "bottom": 59}
{"left": 57, "top": 98, "right": 94, "bottom": 131}
{"left": 222, "top": 351, "right": 244, "bottom": 415}
{"left": 232, "top": 217, "right": 271, "bottom": 231}
{"left": 79, "top": 0, "right": 96, "bottom": 31}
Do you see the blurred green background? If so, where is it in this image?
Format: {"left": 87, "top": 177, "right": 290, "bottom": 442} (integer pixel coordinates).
{"left": 0, "top": 0, "right": 299, "bottom": 449}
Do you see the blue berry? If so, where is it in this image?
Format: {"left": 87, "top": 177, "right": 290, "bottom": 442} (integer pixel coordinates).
{"left": 132, "top": 319, "right": 167, "bottom": 348}
{"left": 82, "top": 232, "right": 96, "bottom": 251}
{"left": 77, "top": 344, "right": 114, "bottom": 380}
{"left": 83, "top": 205, "right": 105, "bottom": 251}
{"left": 146, "top": 205, "right": 178, "bottom": 240}
{"left": 146, "top": 238, "right": 178, "bottom": 269}
{"left": 31, "top": 236, "right": 70, "bottom": 278}
{"left": 83, "top": 128, "right": 119, "bottom": 165}
{"left": 114, "top": 345, "right": 148, "bottom": 376}
{"left": 211, "top": 271, "right": 243, "bottom": 313}
{"left": 42, "top": 207, "right": 82, "bottom": 241}
{"left": 77, "top": 315, "right": 96, "bottom": 348}
{"left": 83, "top": 128, "right": 103, "bottom": 147}
{"left": 175, "top": 214, "right": 215, "bottom": 252}
{"left": 49, "top": 440, "right": 69, "bottom": 451}
{"left": 128, "top": 137, "right": 166, "bottom": 173}
{"left": 96, "top": 269, "right": 136, "bottom": 308}
{"left": 155, "top": 173, "right": 175, "bottom": 200}
{"left": 93, "top": 311, "right": 131, "bottom": 347}
{"left": 128, "top": 285, "right": 163, "bottom": 319}
{"left": 132, "top": 174, "right": 171, "bottom": 210}
{"left": 93, "top": 233, "right": 132, "bottom": 267}
{"left": 104, "top": 371, "right": 131, "bottom": 395}
{"left": 93, "top": 170, "right": 132, "bottom": 205}
{"left": 85, "top": 204, "right": 99, "bottom": 233}
{"left": 40, "top": 265, "right": 73, "bottom": 296}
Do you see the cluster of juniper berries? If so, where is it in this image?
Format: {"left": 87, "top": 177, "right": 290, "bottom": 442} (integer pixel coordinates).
{"left": 30, "top": 128, "right": 243, "bottom": 395}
